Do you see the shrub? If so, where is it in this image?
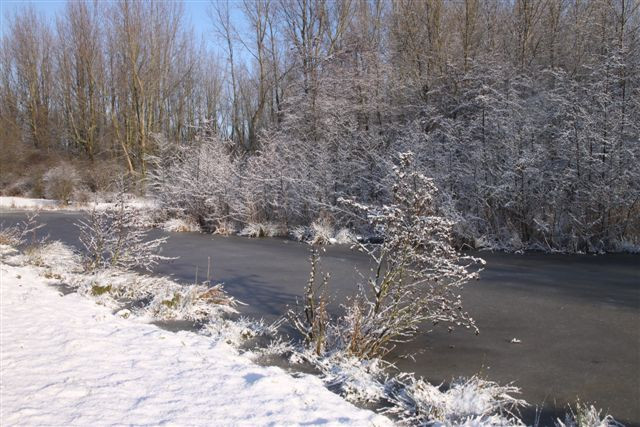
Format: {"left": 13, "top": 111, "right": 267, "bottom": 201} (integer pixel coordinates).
{"left": 310, "top": 218, "right": 335, "bottom": 245}
{"left": 212, "top": 220, "right": 237, "bottom": 236}
{"left": 162, "top": 217, "right": 201, "bottom": 233}
{"left": 0, "top": 213, "right": 45, "bottom": 247}
{"left": 43, "top": 163, "right": 80, "bottom": 204}
{"left": 289, "top": 153, "right": 485, "bottom": 360}
{"left": 239, "top": 222, "right": 287, "bottom": 238}
{"left": 75, "top": 193, "right": 172, "bottom": 271}
{"left": 334, "top": 228, "right": 356, "bottom": 245}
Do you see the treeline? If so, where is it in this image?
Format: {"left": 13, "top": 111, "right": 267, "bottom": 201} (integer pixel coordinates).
{"left": 1, "top": 1, "right": 213, "bottom": 177}
{"left": 2, "top": 0, "right": 639, "bottom": 252}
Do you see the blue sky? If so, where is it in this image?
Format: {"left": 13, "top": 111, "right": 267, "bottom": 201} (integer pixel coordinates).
{"left": 0, "top": 1, "right": 246, "bottom": 55}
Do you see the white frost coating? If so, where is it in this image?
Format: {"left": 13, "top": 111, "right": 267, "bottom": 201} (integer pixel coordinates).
{"left": 162, "top": 217, "right": 201, "bottom": 233}
{"left": 0, "top": 262, "right": 391, "bottom": 426}
{"left": 0, "top": 196, "right": 157, "bottom": 212}
{"left": 0, "top": 196, "right": 60, "bottom": 209}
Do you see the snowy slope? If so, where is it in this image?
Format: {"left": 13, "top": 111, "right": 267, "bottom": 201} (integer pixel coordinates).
{"left": 0, "top": 262, "right": 391, "bottom": 426}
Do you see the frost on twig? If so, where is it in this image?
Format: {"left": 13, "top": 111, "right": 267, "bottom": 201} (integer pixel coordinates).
{"left": 75, "top": 193, "right": 173, "bottom": 271}
{"left": 0, "top": 212, "right": 46, "bottom": 247}
{"left": 335, "top": 152, "right": 484, "bottom": 359}
{"left": 287, "top": 246, "right": 330, "bottom": 356}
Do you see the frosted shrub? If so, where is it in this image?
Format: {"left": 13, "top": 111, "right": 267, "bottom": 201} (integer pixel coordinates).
{"left": 310, "top": 218, "right": 335, "bottom": 245}
{"left": 287, "top": 247, "right": 330, "bottom": 354}
{"left": 291, "top": 225, "right": 311, "bottom": 242}
{"left": 0, "top": 213, "right": 45, "bottom": 247}
{"left": 239, "top": 223, "right": 269, "bottom": 238}
{"left": 148, "top": 133, "right": 239, "bottom": 226}
{"left": 334, "top": 228, "right": 356, "bottom": 245}
{"left": 339, "top": 153, "right": 484, "bottom": 358}
{"left": 75, "top": 195, "right": 172, "bottom": 271}
{"left": 239, "top": 222, "right": 286, "bottom": 238}
{"left": 290, "top": 152, "right": 484, "bottom": 361}
{"left": 213, "top": 220, "right": 237, "bottom": 236}
{"left": 162, "top": 217, "right": 201, "bottom": 233}
{"left": 43, "top": 163, "right": 80, "bottom": 204}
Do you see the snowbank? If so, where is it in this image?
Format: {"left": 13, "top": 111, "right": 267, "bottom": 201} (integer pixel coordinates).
{"left": 0, "top": 196, "right": 59, "bottom": 210}
{"left": 0, "top": 196, "right": 157, "bottom": 212}
{"left": 0, "top": 261, "right": 390, "bottom": 426}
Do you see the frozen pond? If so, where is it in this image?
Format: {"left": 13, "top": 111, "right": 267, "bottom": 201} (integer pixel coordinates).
{"left": 2, "top": 211, "right": 639, "bottom": 426}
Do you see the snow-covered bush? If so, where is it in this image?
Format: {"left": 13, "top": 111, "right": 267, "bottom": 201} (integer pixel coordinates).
{"left": 339, "top": 153, "right": 484, "bottom": 358}
{"left": 212, "top": 220, "right": 237, "bottom": 236}
{"left": 3, "top": 177, "right": 32, "bottom": 197}
{"left": 162, "top": 217, "right": 201, "bottom": 233}
{"left": 310, "top": 218, "right": 335, "bottom": 245}
{"left": 43, "top": 163, "right": 80, "bottom": 204}
{"left": 287, "top": 247, "right": 330, "bottom": 354}
{"left": 0, "top": 213, "right": 45, "bottom": 247}
{"left": 290, "top": 153, "right": 484, "bottom": 361}
{"left": 147, "top": 132, "right": 240, "bottom": 229}
{"left": 290, "top": 225, "right": 355, "bottom": 245}
{"left": 291, "top": 226, "right": 312, "bottom": 242}
{"left": 75, "top": 195, "right": 172, "bottom": 271}
{"left": 333, "top": 228, "right": 356, "bottom": 245}
{"left": 239, "top": 222, "right": 287, "bottom": 238}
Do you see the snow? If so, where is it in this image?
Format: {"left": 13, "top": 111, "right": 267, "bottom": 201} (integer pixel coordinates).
{"left": 0, "top": 196, "right": 157, "bottom": 212}
{"left": 0, "top": 196, "right": 59, "bottom": 210}
{"left": 0, "top": 260, "right": 391, "bottom": 426}
{"left": 161, "top": 217, "right": 201, "bottom": 233}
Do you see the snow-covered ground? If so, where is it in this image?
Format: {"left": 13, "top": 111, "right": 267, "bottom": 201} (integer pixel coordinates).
{"left": 0, "top": 260, "right": 390, "bottom": 426}
{"left": 0, "top": 196, "right": 157, "bottom": 212}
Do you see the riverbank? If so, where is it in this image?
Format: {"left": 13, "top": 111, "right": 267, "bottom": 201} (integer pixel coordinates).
{"left": 1, "top": 210, "right": 638, "bottom": 425}
{"left": 0, "top": 256, "right": 391, "bottom": 426}
{"left": 3, "top": 196, "right": 638, "bottom": 254}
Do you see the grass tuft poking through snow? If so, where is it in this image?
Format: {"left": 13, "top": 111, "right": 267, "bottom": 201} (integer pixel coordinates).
{"left": 24, "top": 241, "right": 83, "bottom": 273}
{"left": 556, "top": 402, "right": 624, "bottom": 427}
{"left": 384, "top": 374, "right": 527, "bottom": 426}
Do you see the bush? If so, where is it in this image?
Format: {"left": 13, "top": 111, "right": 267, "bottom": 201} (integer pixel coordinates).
{"left": 75, "top": 193, "right": 172, "bottom": 271}
{"left": 310, "top": 218, "right": 334, "bottom": 245}
{"left": 43, "top": 163, "right": 80, "bottom": 203}
{"left": 162, "top": 217, "right": 201, "bottom": 233}
{"left": 239, "top": 222, "right": 287, "bottom": 238}
{"left": 0, "top": 213, "right": 45, "bottom": 247}
{"left": 289, "top": 153, "right": 485, "bottom": 360}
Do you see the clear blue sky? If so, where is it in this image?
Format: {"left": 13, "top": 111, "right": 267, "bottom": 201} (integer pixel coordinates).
{"left": 0, "top": 0, "right": 246, "bottom": 56}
